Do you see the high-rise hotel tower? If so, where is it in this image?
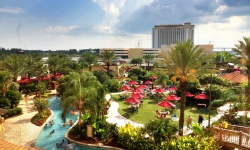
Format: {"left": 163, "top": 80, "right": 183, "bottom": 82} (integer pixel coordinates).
{"left": 152, "top": 22, "right": 194, "bottom": 48}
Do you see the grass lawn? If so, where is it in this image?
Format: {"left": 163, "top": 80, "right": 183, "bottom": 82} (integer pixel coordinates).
{"left": 116, "top": 95, "right": 217, "bottom": 125}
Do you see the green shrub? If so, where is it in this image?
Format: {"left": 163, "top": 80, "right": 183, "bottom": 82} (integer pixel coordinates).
{"left": 4, "top": 107, "right": 23, "bottom": 118}
{"left": 5, "top": 90, "right": 22, "bottom": 108}
{"left": 104, "top": 79, "right": 121, "bottom": 92}
{"left": 0, "top": 97, "right": 11, "bottom": 109}
{"left": 31, "top": 110, "right": 51, "bottom": 126}
{"left": 33, "top": 98, "right": 49, "bottom": 113}
{"left": 117, "top": 124, "right": 155, "bottom": 150}
{"left": 169, "top": 135, "right": 221, "bottom": 150}
{"left": 211, "top": 100, "right": 225, "bottom": 108}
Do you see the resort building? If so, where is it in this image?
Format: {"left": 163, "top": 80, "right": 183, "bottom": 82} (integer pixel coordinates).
{"left": 152, "top": 22, "right": 194, "bottom": 48}
{"left": 99, "top": 48, "right": 161, "bottom": 59}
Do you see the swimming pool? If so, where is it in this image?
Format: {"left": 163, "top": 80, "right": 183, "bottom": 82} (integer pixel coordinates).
{"left": 35, "top": 96, "right": 108, "bottom": 150}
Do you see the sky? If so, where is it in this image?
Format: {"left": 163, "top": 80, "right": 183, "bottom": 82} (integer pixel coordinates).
{"left": 0, "top": 0, "right": 249, "bottom": 50}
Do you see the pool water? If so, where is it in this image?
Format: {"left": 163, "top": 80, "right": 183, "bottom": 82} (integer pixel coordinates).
{"left": 35, "top": 96, "right": 108, "bottom": 150}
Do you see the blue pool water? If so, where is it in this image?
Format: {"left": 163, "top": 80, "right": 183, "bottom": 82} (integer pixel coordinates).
{"left": 35, "top": 96, "right": 108, "bottom": 150}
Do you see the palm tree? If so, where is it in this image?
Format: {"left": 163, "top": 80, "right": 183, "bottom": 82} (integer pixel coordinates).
{"left": 144, "top": 54, "right": 154, "bottom": 71}
{"left": 47, "top": 53, "right": 69, "bottom": 80}
{"left": 0, "top": 54, "right": 27, "bottom": 82}
{"left": 0, "top": 71, "right": 12, "bottom": 96}
{"left": 99, "top": 49, "right": 116, "bottom": 76}
{"left": 232, "top": 37, "right": 250, "bottom": 103}
{"left": 79, "top": 52, "right": 97, "bottom": 71}
{"left": 31, "top": 61, "right": 47, "bottom": 83}
{"left": 61, "top": 71, "right": 106, "bottom": 130}
{"left": 158, "top": 40, "right": 210, "bottom": 136}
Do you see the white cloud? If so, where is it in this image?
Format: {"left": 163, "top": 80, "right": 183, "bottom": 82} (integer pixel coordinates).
{"left": 45, "top": 25, "right": 80, "bottom": 33}
{"left": 0, "top": 6, "right": 24, "bottom": 13}
{"left": 92, "top": 25, "right": 113, "bottom": 34}
{"left": 93, "top": 0, "right": 126, "bottom": 25}
{"left": 195, "top": 16, "right": 250, "bottom": 48}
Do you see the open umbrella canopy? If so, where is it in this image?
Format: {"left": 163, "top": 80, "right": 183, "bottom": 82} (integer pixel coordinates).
{"left": 149, "top": 76, "right": 157, "bottom": 80}
{"left": 165, "top": 94, "right": 180, "bottom": 101}
{"left": 168, "top": 86, "right": 177, "bottom": 91}
{"left": 128, "top": 80, "right": 138, "bottom": 85}
{"left": 186, "top": 92, "right": 195, "bottom": 97}
{"left": 155, "top": 88, "right": 166, "bottom": 93}
{"left": 125, "top": 97, "right": 141, "bottom": 104}
{"left": 194, "top": 93, "right": 209, "bottom": 100}
{"left": 144, "top": 80, "right": 153, "bottom": 85}
{"left": 137, "top": 84, "right": 148, "bottom": 89}
{"left": 157, "top": 100, "right": 175, "bottom": 108}
{"left": 131, "top": 88, "right": 142, "bottom": 93}
{"left": 121, "top": 85, "right": 131, "bottom": 91}
{"left": 132, "top": 93, "right": 144, "bottom": 99}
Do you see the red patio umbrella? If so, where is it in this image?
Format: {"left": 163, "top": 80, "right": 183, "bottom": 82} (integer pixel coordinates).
{"left": 149, "top": 76, "right": 157, "bottom": 80}
{"left": 165, "top": 94, "right": 180, "bottom": 101}
{"left": 186, "top": 92, "right": 195, "bottom": 97}
{"left": 131, "top": 88, "right": 142, "bottom": 93}
{"left": 128, "top": 80, "right": 138, "bottom": 85}
{"left": 157, "top": 100, "right": 175, "bottom": 108}
{"left": 125, "top": 97, "right": 141, "bottom": 104}
{"left": 194, "top": 94, "right": 209, "bottom": 100}
{"left": 168, "top": 86, "right": 177, "bottom": 91}
{"left": 155, "top": 88, "right": 166, "bottom": 93}
{"left": 132, "top": 93, "right": 144, "bottom": 99}
{"left": 144, "top": 80, "right": 153, "bottom": 85}
{"left": 137, "top": 84, "right": 147, "bottom": 89}
{"left": 121, "top": 85, "right": 131, "bottom": 91}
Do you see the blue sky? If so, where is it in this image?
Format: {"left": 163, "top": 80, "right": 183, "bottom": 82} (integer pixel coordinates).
{"left": 0, "top": 0, "right": 249, "bottom": 50}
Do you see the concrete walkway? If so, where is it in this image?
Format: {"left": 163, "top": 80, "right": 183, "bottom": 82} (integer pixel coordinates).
{"left": 0, "top": 97, "right": 43, "bottom": 150}
{"left": 0, "top": 90, "right": 58, "bottom": 150}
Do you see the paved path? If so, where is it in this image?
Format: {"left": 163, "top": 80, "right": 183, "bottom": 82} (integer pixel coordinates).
{"left": 0, "top": 97, "right": 43, "bottom": 150}
{"left": 0, "top": 90, "right": 58, "bottom": 150}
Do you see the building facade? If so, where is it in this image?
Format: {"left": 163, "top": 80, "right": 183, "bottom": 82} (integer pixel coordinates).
{"left": 99, "top": 48, "right": 161, "bottom": 59}
{"left": 152, "top": 22, "right": 194, "bottom": 48}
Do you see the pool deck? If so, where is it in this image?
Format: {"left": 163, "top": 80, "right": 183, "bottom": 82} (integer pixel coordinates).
{"left": 1, "top": 91, "right": 246, "bottom": 149}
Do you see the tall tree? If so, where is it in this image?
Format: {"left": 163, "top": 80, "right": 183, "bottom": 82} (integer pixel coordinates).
{"left": 158, "top": 40, "right": 210, "bottom": 136}
{"left": 99, "top": 49, "right": 116, "bottom": 76}
{"left": 61, "top": 71, "right": 106, "bottom": 130}
{"left": 47, "top": 53, "right": 69, "bottom": 80}
{"left": 79, "top": 52, "right": 97, "bottom": 71}
{"left": 144, "top": 54, "right": 154, "bottom": 71}
{"left": 0, "top": 54, "right": 27, "bottom": 82}
{"left": 232, "top": 37, "right": 250, "bottom": 103}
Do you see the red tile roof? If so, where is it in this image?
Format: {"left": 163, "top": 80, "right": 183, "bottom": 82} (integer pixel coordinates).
{"left": 219, "top": 71, "right": 248, "bottom": 83}
{"left": 0, "top": 138, "right": 27, "bottom": 150}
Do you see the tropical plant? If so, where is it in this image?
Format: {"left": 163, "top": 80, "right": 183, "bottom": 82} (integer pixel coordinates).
{"left": 92, "top": 70, "right": 109, "bottom": 84}
{"left": 144, "top": 53, "right": 154, "bottom": 71}
{"left": 157, "top": 40, "right": 211, "bottom": 136}
{"left": 79, "top": 52, "right": 97, "bottom": 71}
{"left": 104, "top": 79, "right": 121, "bottom": 92}
{"left": 0, "top": 54, "right": 27, "bottom": 82}
{"left": 7, "top": 82, "right": 20, "bottom": 91}
{"left": 5, "top": 90, "right": 22, "bottom": 108}
{"left": 0, "top": 71, "right": 12, "bottom": 96}
{"left": 232, "top": 37, "right": 250, "bottom": 103}
{"left": 127, "top": 67, "right": 147, "bottom": 81}
{"left": 169, "top": 135, "right": 221, "bottom": 150}
{"left": 33, "top": 97, "right": 49, "bottom": 113}
{"left": 130, "top": 58, "right": 143, "bottom": 66}
{"left": 61, "top": 71, "right": 106, "bottom": 130}
{"left": 99, "top": 49, "right": 116, "bottom": 76}
{"left": 143, "top": 118, "right": 178, "bottom": 145}
{"left": 47, "top": 53, "right": 69, "bottom": 80}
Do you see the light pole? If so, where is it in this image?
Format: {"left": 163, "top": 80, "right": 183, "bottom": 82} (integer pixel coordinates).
{"left": 208, "top": 71, "right": 212, "bottom": 128}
